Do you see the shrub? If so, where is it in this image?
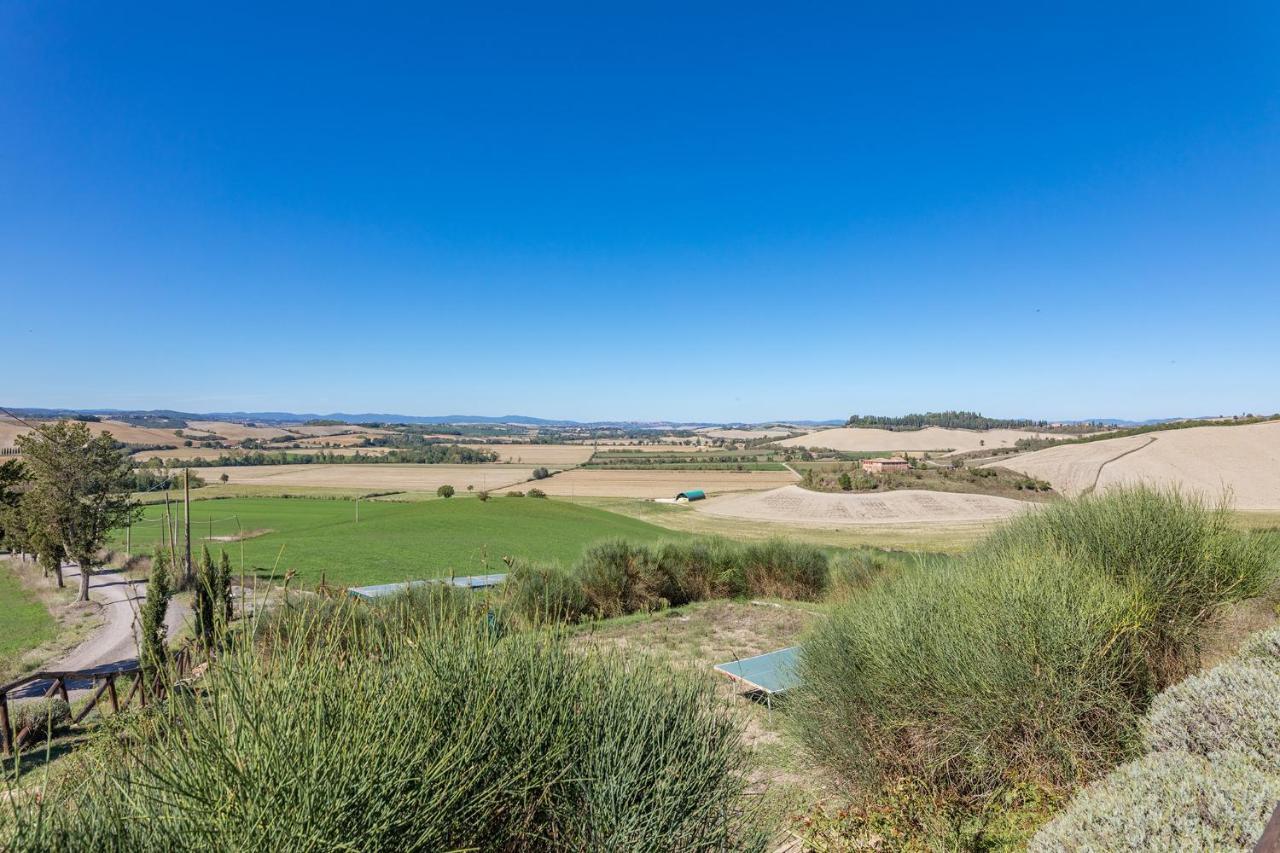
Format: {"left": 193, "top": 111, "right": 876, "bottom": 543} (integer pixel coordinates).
{"left": 1029, "top": 750, "right": 1280, "bottom": 852}
{"left": 735, "top": 539, "right": 828, "bottom": 600}
{"left": 1142, "top": 660, "right": 1280, "bottom": 773}
{"left": 527, "top": 488, "right": 546, "bottom": 498}
{"left": 652, "top": 539, "right": 723, "bottom": 605}
{"left": 11, "top": 697, "right": 71, "bottom": 741}
{"left": 477, "top": 490, "right": 490, "bottom": 502}
{"left": 984, "top": 486, "right": 1275, "bottom": 682}
{"left": 796, "top": 488, "right": 1277, "bottom": 830}
{"left": 827, "top": 550, "right": 898, "bottom": 599}
{"left": 576, "top": 539, "right": 660, "bottom": 617}
{"left": 796, "top": 544, "right": 1149, "bottom": 794}
{"left": 501, "top": 560, "right": 588, "bottom": 625}
{"left": 505, "top": 490, "right": 524, "bottom": 497}
{"left": 436, "top": 484, "right": 455, "bottom": 498}
{"left": 532, "top": 467, "right": 550, "bottom": 480}
{"left": 1239, "top": 624, "right": 1280, "bottom": 669}
{"left": 7, "top": 597, "right": 764, "bottom": 851}
{"left": 837, "top": 472, "right": 852, "bottom": 491}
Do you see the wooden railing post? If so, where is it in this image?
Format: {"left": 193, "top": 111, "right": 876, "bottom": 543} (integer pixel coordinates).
{"left": 107, "top": 675, "right": 119, "bottom": 713}
{"left": 0, "top": 691, "right": 11, "bottom": 756}
{"left": 55, "top": 675, "right": 69, "bottom": 705}
{"left": 1256, "top": 802, "right": 1280, "bottom": 853}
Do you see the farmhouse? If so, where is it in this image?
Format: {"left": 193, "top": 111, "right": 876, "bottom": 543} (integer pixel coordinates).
{"left": 861, "top": 457, "right": 909, "bottom": 474}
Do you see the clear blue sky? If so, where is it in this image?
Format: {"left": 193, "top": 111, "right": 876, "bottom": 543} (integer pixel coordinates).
{"left": 3, "top": 3, "right": 1277, "bottom": 422}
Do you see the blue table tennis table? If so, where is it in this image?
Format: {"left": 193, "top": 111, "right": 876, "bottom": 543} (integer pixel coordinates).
{"left": 713, "top": 646, "right": 801, "bottom": 707}
{"left": 347, "top": 573, "right": 508, "bottom": 600}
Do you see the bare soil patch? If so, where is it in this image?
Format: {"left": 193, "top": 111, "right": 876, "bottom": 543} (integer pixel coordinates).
{"left": 696, "top": 485, "right": 1031, "bottom": 527}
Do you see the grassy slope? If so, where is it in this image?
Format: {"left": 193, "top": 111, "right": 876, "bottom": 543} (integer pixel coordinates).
{"left": 0, "top": 563, "right": 58, "bottom": 662}
{"left": 110, "top": 496, "right": 686, "bottom": 587}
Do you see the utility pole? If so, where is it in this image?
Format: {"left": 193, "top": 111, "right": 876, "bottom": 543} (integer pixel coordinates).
{"left": 184, "top": 468, "right": 193, "bottom": 586}
{"left": 355, "top": 498, "right": 360, "bottom": 523}
{"left": 125, "top": 524, "right": 131, "bottom": 558}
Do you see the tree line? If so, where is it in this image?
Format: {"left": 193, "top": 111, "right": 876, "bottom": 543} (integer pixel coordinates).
{"left": 159, "top": 445, "right": 500, "bottom": 468}
{"left": 844, "top": 411, "right": 1045, "bottom": 431}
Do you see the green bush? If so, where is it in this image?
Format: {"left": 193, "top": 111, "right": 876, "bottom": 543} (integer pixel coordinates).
{"left": 1143, "top": 659, "right": 1280, "bottom": 773}
{"left": 502, "top": 560, "right": 588, "bottom": 625}
{"left": 796, "top": 544, "right": 1149, "bottom": 793}
{"left": 794, "top": 488, "right": 1276, "bottom": 798}
{"left": 11, "top": 697, "right": 71, "bottom": 741}
{"left": 734, "top": 539, "right": 828, "bottom": 601}
{"left": 8, "top": 597, "right": 763, "bottom": 851}
{"left": 527, "top": 488, "right": 546, "bottom": 498}
{"left": 436, "top": 484, "right": 455, "bottom": 498}
{"left": 652, "top": 539, "right": 722, "bottom": 605}
{"left": 1029, "top": 750, "right": 1280, "bottom": 852}
{"left": 576, "top": 539, "right": 660, "bottom": 617}
{"left": 985, "top": 486, "right": 1275, "bottom": 681}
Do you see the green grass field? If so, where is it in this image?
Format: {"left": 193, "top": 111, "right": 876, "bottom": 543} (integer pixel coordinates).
{"left": 110, "top": 496, "right": 687, "bottom": 587}
{"left": 0, "top": 564, "right": 57, "bottom": 661}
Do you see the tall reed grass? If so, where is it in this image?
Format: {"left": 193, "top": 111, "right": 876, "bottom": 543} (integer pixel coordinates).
{"left": 5, "top": 593, "right": 765, "bottom": 851}
{"left": 501, "top": 535, "right": 831, "bottom": 626}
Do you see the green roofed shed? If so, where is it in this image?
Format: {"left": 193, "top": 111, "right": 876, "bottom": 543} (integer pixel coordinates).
{"left": 676, "top": 489, "right": 706, "bottom": 501}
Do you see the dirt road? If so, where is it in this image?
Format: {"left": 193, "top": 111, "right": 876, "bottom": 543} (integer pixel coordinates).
{"left": 7, "top": 564, "right": 188, "bottom": 701}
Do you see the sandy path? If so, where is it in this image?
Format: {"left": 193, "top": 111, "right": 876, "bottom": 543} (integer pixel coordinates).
{"left": 8, "top": 565, "right": 189, "bottom": 702}
{"left": 695, "top": 485, "right": 1032, "bottom": 527}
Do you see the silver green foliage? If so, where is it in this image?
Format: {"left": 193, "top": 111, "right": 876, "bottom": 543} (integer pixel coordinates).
{"left": 1030, "top": 750, "right": 1280, "bottom": 852}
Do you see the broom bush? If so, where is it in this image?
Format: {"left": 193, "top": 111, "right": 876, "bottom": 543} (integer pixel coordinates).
{"left": 6, "top": 594, "right": 764, "bottom": 851}
{"left": 794, "top": 487, "right": 1276, "bottom": 798}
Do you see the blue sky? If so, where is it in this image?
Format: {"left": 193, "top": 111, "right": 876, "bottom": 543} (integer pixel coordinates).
{"left": 2, "top": 3, "right": 1277, "bottom": 422}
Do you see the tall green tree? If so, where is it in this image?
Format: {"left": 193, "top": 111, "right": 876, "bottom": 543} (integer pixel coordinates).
{"left": 16, "top": 421, "right": 141, "bottom": 602}
{"left": 140, "top": 547, "right": 173, "bottom": 679}
{"left": 194, "top": 545, "right": 217, "bottom": 647}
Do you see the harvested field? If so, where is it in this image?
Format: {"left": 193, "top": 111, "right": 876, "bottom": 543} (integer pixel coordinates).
{"left": 777, "top": 426, "right": 1069, "bottom": 454}
{"left": 696, "top": 485, "right": 1031, "bottom": 527}
{"left": 0, "top": 417, "right": 180, "bottom": 448}
{"left": 186, "top": 420, "right": 295, "bottom": 441}
{"left": 697, "top": 427, "right": 796, "bottom": 440}
{"left": 588, "top": 443, "right": 715, "bottom": 452}
{"left": 457, "top": 444, "right": 595, "bottom": 465}
{"left": 131, "top": 446, "right": 394, "bottom": 462}
{"left": 515, "top": 468, "right": 798, "bottom": 498}
{"left": 0, "top": 417, "right": 26, "bottom": 448}
{"left": 288, "top": 424, "right": 391, "bottom": 438}
{"left": 193, "top": 463, "right": 536, "bottom": 493}
{"left": 993, "top": 420, "right": 1280, "bottom": 509}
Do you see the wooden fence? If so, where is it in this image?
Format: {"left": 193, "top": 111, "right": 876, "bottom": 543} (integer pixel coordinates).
{"left": 0, "top": 651, "right": 191, "bottom": 755}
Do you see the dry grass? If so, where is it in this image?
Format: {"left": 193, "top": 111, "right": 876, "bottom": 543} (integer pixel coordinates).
{"left": 513, "top": 468, "right": 798, "bottom": 498}
{"left": 996, "top": 420, "right": 1280, "bottom": 509}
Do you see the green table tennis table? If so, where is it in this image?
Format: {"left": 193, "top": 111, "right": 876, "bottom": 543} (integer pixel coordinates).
{"left": 713, "top": 647, "right": 801, "bottom": 706}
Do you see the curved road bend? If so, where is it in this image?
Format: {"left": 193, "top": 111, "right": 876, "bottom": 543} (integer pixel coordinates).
{"left": 7, "top": 563, "right": 188, "bottom": 702}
